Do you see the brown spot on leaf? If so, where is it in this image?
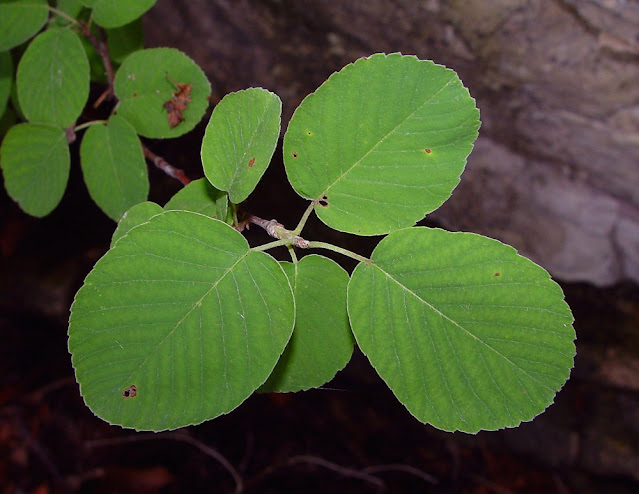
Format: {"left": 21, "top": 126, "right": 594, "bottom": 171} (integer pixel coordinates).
{"left": 494, "top": 272, "right": 501, "bottom": 277}
{"left": 163, "top": 81, "right": 192, "bottom": 129}
{"left": 248, "top": 157, "right": 256, "bottom": 168}
{"left": 318, "top": 195, "right": 329, "bottom": 207}
{"left": 122, "top": 385, "right": 137, "bottom": 398}
{"left": 425, "top": 148, "right": 432, "bottom": 154}
{"left": 291, "top": 151, "right": 298, "bottom": 158}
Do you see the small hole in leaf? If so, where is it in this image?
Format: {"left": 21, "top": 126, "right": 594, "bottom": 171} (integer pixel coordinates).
{"left": 292, "top": 151, "right": 298, "bottom": 158}
{"left": 248, "top": 157, "right": 256, "bottom": 168}
{"left": 306, "top": 131, "right": 312, "bottom": 136}
{"left": 425, "top": 148, "right": 432, "bottom": 154}
{"left": 494, "top": 272, "right": 501, "bottom": 277}
{"left": 318, "top": 195, "right": 329, "bottom": 207}
{"left": 133, "top": 92, "right": 138, "bottom": 98}
{"left": 122, "top": 385, "right": 137, "bottom": 398}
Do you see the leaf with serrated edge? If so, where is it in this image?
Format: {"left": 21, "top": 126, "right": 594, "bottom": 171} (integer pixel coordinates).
{"left": 202, "top": 88, "right": 281, "bottom": 203}
{"left": 284, "top": 53, "right": 480, "bottom": 235}
{"left": 262, "top": 255, "right": 353, "bottom": 392}
{"left": 110, "top": 201, "right": 163, "bottom": 247}
{"left": 114, "top": 48, "right": 211, "bottom": 139}
{"left": 347, "top": 227, "right": 575, "bottom": 433}
{"left": 69, "top": 211, "right": 295, "bottom": 431}
{"left": 80, "top": 115, "right": 149, "bottom": 221}
{"left": 17, "top": 28, "right": 90, "bottom": 127}
{"left": 0, "top": 123, "right": 69, "bottom": 217}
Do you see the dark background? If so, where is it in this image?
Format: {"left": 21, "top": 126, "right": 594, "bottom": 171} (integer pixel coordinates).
{"left": 2, "top": 1, "right": 639, "bottom": 493}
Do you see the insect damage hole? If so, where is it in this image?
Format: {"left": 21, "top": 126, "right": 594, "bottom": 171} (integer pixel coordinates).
{"left": 318, "top": 195, "right": 329, "bottom": 207}
{"left": 122, "top": 385, "right": 137, "bottom": 398}
{"left": 291, "top": 151, "right": 299, "bottom": 158}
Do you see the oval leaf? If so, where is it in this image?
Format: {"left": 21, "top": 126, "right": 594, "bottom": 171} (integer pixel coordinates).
{"left": 90, "top": 0, "right": 156, "bottom": 29}
{"left": 284, "top": 53, "right": 480, "bottom": 235}
{"left": 114, "top": 48, "right": 211, "bottom": 138}
{"left": 202, "top": 88, "right": 281, "bottom": 203}
{"left": 164, "top": 177, "right": 231, "bottom": 223}
{"left": 0, "top": 0, "right": 48, "bottom": 51}
{"left": 0, "top": 51, "right": 12, "bottom": 116}
{"left": 69, "top": 211, "right": 295, "bottom": 431}
{"left": 111, "top": 201, "right": 163, "bottom": 247}
{"left": 262, "top": 255, "right": 353, "bottom": 392}
{"left": 17, "top": 28, "right": 90, "bottom": 127}
{"left": 0, "top": 123, "right": 69, "bottom": 216}
{"left": 347, "top": 227, "right": 575, "bottom": 433}
{"left": 80, "top": 115, "right": 149, "bottom": 221}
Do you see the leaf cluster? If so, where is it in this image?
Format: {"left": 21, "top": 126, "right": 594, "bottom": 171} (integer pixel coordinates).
{"left": 62, "top": 51, "right": 575, "bottom": 433}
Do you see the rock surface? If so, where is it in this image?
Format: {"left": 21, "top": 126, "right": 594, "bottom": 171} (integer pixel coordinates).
{"left": 143, "top": 0, "right": 639, "bottom": 285}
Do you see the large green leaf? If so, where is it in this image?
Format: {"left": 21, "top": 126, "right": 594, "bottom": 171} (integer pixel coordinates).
{"left": 262, "top": 255, "right": 353, "bottom": 392}
{"left": 110, "top": 201, "right": 163, "bottom": 247}
{"left": 68, "top": 211, "right": 295, "bottom": 431}
{"left": 164, "top": 177, "right": 230, "bottom": 223}
{"left": 80, "top": 115, "right": 149, "bottom": 221}
{"left": 17, "top": 28, "right": 90, "bottom": 127}
{"left": 90, "top": 0, "right": 156, "bottom": 28}
{"left": 347, "top": 227, "right": 575, "bottom": 433}
{"left": 284, "top": 53, "right": 480, "bottom": 235}
{"left": 0, "top": 0, "right": 48, "bottom": 51}
{"left": 114, "top": 48, "right": 211, "bottom": 138}
{"left": 0, "top": 51, "right": 12, "bottom": 117}
{"left": 201, "top": 88, "right": 281, "bottom": 203}
{"left": 0, "top": 123, "right": 69, "bottom": 216}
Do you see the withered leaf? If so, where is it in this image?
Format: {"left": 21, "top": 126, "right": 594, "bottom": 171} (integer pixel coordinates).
{"left": 163, "top": 83, "right": 192, "bottom": 129}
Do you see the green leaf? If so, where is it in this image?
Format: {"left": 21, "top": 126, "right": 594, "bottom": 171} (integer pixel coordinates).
{"left": 111, "top": 201, "right": 163, "bottom": 247}
{"left": 17, "top": 28, "right": 90, "bottom": 127}
{"left": 262, "top": 255, "right": 353, "bottom": 392}
{"left": 107, "top": 18, "right": 144, "bottom": 64}
{"left": 114, "top": 48, "right": 211, "bottom": 138}
{"left": 201, "top": 88, "right": 281, "bottom": 204}
{"left": 0, "top": 123, "right": 69, "bottom": 216}
{"left": 69, "top": 211, "right": 295, "bottom": 431}
{"left": 90, "top": 0, "right": 156, "bottom": 28}
{"left": 80, "top": 115, "right": 149, "bottom": 221}
{"left": 164, "top": 178, "right": 230, "bottom": 224}
{"left": 347, "top": 227, "right": 575, "bottom": 433}
{"left": 284, "top": 53, "right": 480, "bottom": 236}
{"left": 0, "top": 51, "right": 12, "bottom": 117}
{"left": 0, "top": 0, "right": 48, "bottom": 52}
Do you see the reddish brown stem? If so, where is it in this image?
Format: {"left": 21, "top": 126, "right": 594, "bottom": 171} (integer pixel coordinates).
{"left": 142, "top": 145, "right": 192, "bottom": 185}
{"left": 79, "top": 23, "right": 115, "bottom": 104}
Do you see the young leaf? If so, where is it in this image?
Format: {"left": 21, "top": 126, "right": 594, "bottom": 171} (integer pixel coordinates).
{"left": 69, "top": 211, "right": 295, "bottom": 431}
{"left": 284, "top": 53, "right": 480, "bottom": 235}
{"left": 80, "top": 115, "right": 149, "bottom": 221}
{"left": 0, "top": 123, "right": 69, "bottom": 216}
{"left": 107, "top": 18, "right": 144, "bottom": 64}
{"left": 201, "top": 88, "right": 282, "bottom": 203}
{"left": 16, "top": 28, "right": 90, "bottom": 127}
{"left": 262, "top": 255, "right": 353, "bottom": 393}
{"left": 111, "top": 201, "right": 163, "bottom": 247}
{"left": 0, "top": 51, "right": 12, "bottom": 117}
{"left": 0, "top": 0, "right": 48, "bottom": 52}
{"left": 114, "top": 48, "right": 211, "bottom": 138}
{"left": 347, "top": 227, "right": 575, "bottom": 433}
{"left": 164, "top": 177, "right": 231, "bottom": 223}
{"left": 89, "top": 0, "right": 156, "bottom": 29}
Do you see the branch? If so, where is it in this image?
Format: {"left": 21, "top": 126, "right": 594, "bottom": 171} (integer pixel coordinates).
{"left": 142, "top": 144, "right": 192, "bottom": 185}
{"left": 78, "top": 22, "right": 116, "bottom": 106}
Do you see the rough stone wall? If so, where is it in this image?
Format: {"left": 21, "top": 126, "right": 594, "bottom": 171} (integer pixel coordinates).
{"left": 144, "top": 0, "right": 639, "bottom": 285}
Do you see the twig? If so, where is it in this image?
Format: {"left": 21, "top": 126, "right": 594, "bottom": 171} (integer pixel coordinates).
{"left": 142, "top": 144, "right": 192, "bottom": 185}
{"left": 247, "top": 215, "right": 310, "bottom": 248}
{"left": 87, "top": 431, "right": 243, "bottom": 493}
{"left": 287, "top": 455, "right": 385, "bottom": 490}
{"left": 363, "top": 463, "right": 438, "bottom": 485}
{"left": 79, "top": 22, "right": 115, "bottom": 104}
